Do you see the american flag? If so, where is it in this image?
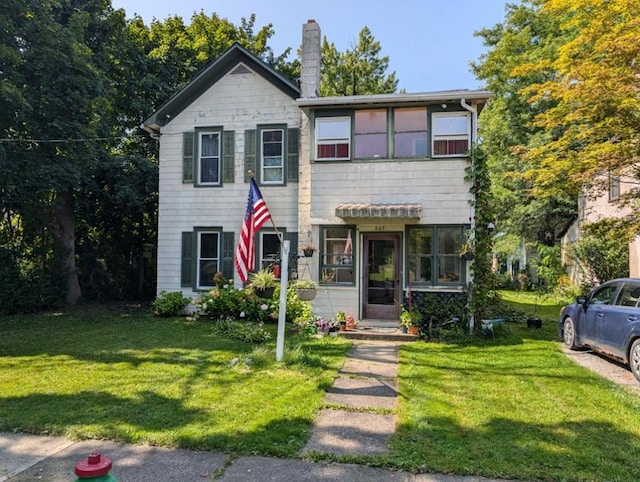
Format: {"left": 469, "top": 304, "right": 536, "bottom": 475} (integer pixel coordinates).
{"left": 235, "top": 178, "right": 272, "bottom": 283}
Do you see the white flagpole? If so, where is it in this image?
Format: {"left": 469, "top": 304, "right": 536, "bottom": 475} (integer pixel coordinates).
{"left": 276, "top": 240, "right": 289, "bottom": 362}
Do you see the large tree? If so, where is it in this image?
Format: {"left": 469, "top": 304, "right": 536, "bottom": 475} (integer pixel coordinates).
{"left": 472, "top": 0, "right": 577, "bottom": 245}
{"left": 320, "top": 26, "right": 398, "bottom": 96}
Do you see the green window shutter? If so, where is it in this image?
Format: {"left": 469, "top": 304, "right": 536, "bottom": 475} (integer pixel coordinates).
{"left": 182, "top": 132, "right": 194, "bottom": 183}
{"left": 244, "top": 129, "right": 256, "bottom": 182}
{"left": 287, "top": 128, "right": 299, "bottom": 182}
{"left": 222, "top": 231, "right": 235, "bottom": 280}
{"left": 284, "top": 232, "right": 298, "bottom": 278}
{"left": 181, "top": 231, "right": 194, "bottom": 287}
{"left": 223, "top": 130, "right": 235, "bottom": 183}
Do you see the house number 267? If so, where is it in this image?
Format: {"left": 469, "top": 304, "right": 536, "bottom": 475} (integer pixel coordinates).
{"left": 374, "top": 226, "right": 385, "bottom": 231}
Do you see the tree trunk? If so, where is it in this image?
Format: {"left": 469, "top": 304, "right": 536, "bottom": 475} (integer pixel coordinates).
{"left": 53, "top": 190, "right": 81, "bottom": 305}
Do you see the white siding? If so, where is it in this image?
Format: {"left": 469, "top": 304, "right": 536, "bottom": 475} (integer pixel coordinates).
{"left": 309, "top": 159, "right": 471, "bottom": 224}
{"left": 156, "top": 68, "right": 299, "bottom": 295}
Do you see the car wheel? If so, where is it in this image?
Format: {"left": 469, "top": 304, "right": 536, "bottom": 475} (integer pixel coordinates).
{"left": 563, "top": 317, "right": 579, "bottom": 350}
{"left": 629, "top": 339, "right": 640, "bottom": 383}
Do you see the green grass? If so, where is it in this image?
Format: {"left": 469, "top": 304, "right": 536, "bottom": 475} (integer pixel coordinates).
{"left": 391, "top": 291, "right": 640, "bottom": 481}
{"left": 3, "top": 294, "right": 640, "bottom": 481}
{"left": 0, "top": 305, "right": 351, "bottom": 456}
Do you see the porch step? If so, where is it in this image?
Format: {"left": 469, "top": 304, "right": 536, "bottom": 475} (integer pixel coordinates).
{"left": 337, "top": 322, "right": 419, "bottom": 342}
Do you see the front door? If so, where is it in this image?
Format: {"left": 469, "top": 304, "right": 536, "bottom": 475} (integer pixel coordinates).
{"left": 363, "top": 234, "right": 400, "bottom": 320}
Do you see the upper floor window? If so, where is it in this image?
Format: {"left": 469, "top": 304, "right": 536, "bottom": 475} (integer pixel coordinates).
{"left": 609, "top": 174, "right": 620, "bottom": 201}
{"left": 355, "top": 109, "right": 387, "bottom": 159}
{"left": 198, "top": 130, "right": 221, "bottom": 185}
{"left": 316, "top": 117, "right": 350, "bottom": 160}
{"left": 432, "top": 112, "right": 470, "bottom": 157}
{"left": 261, "top": 128, "right": 284, "bottom": 184}
{"left": 394, "top": 107, "right": 427, "bottom": 157}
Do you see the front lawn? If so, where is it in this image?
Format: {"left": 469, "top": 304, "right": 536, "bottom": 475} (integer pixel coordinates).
{"left": 391, "top": 291, "right": 640, "bottom": 481}
{"left": 0, "top": 305, "right": 351, "bottom": 456}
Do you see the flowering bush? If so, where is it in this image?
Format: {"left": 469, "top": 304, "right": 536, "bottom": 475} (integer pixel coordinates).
{"left": 314, "top": 317, "right": 337, "bottom": 331}
{"left": 196, "top": 285, "right": 275, "bottom": 323}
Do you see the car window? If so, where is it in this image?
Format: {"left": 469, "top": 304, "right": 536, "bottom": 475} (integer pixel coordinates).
{"left": 589, "top": 284, "right": 618, "bottom": 305}
{"left": 617, "top": 284, "right": 640, "bottom": 308}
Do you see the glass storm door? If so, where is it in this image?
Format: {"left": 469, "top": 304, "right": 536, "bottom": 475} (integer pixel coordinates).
{"left": 363, "top": 234, "right": 400, "bottom": 320}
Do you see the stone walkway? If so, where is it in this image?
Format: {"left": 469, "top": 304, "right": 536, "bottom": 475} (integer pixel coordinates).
{"left": 302, "top": 341, "right": 401, "bottom": 456}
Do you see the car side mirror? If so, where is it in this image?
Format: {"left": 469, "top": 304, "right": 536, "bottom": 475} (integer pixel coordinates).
{"left": 577, "top": 295, "right": 587, "bottom": 308}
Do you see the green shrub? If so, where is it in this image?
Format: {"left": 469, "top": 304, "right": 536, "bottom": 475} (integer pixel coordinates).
{"left": 211, "top": 320, "right": 272, "bottom": 343}
{"left": 151, "top": 290, "right": 191, "bottom": 317}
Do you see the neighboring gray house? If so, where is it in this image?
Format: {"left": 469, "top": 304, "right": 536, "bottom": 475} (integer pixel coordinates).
{"left": 143, "top": 20, "right": 491, "bottom": 321}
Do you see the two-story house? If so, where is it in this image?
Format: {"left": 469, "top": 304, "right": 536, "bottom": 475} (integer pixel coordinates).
{"left": 143, "top": 20, "right": 491, "bottom": 321}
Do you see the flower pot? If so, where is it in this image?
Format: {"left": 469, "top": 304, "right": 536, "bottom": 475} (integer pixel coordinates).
{"left": 339, "top": 321, "right": 347, "bottom": 331}
{"left": 409, "top": 325, "right": 420, "bottom": 335}
{"left": 303, "top": 248, "right": 315, "bottom": 258}
{"left": 461, "top": 253, "right": 474, "bottom": 261}
{"left": 255, "top": 286, "right": 275, "bottom": 299}
{"left": 296, "top": 288, "right": 317, "bottom": 301}
{"left": 401, "top": 326, "right": 408, "bottom": 333}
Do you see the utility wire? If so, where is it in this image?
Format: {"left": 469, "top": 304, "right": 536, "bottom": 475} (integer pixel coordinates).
{"left": 0, "top": 135, "right": 148, "bottom": 144}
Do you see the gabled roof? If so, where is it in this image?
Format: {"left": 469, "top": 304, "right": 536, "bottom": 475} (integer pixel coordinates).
{"left": 142, "top": 43, "right": 300, "bottom": 135}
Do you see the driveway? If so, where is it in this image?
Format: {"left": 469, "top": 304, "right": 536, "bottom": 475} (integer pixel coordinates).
{"left": 561, "top": 345, "right": 640, "bottom": 394}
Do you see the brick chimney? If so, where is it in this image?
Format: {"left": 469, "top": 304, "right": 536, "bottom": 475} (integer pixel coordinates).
{"left": 301, "top": 20, "right": 321, "bottom": 98}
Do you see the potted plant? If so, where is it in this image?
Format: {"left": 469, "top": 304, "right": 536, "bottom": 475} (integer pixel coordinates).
{"left": 301, "top": 244, "right": 317, "bottom": 258}
{"left": 290, "top": 279, "right": 317, "bottom": 301}
{"left": 336, "top": 310, "right": 347, "bottom": 331}
{"left": 249, "top": 268, "right": 278, "bottom": 298}
{"left": 458, "top": 242, "right": 475, "bottom": 261}
{"left": 400, "top": 307, "right": 421, "bottom": 335}
{"left": 345, "top": 314, "right": 357, "bottom": 330}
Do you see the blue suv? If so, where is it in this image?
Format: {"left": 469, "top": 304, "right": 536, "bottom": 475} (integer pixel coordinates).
{"left": 559, "top": 278, "right": 640, "bottom": 382}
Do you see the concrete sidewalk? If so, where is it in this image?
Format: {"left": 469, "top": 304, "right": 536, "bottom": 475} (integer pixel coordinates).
{"left": 1, "top": 340, "right": 508, "bottom": 481}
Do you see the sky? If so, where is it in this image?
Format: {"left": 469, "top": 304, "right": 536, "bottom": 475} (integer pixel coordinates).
{"left": 110, "top": 0, "right": 511, "bottom": 93}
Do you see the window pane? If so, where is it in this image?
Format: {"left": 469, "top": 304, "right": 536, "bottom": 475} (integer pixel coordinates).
{"left": 408, "top": 228, "right": 432, "bottom": 283}
{"left": 395, "top": 132, "right": 427, "bottom": 157}
{"left": 433, "top": 139, "right": 468, "bottom": 156}
{"left": 201, "top": 133, "right": 219, "bottom": 156}
{"left": 437, "top": 227, "right": 461, "bottom": 283}
{"left": 199, "top": 232, "right": 219, "bottom": 288}
{"left": 201, "top": 158, "right": 220, "bottom": 183}
{"left": 321, "top": 227, "right": 354, "bottom": 284}
{"left": 355, "top": 134, "right": 387, "bottom": 158}
{"left": 395, "top": 108, "right": 427, "bottom": 157}
{"left": 263, "top": 168, "right": 283, "bottom": 182}
{"left": 317, "top": 118, "right": 350, "bottom": 139}
{"left": 433, "top": 114, "right": 468, "bottom": 135}
{"left": 395, "top": 108, "right": 427, "bottom": 131}
{"left": 355, "top": 109, "right": 387, "bottom": 158}
{"left": 260, "top": 233, "right": 280, "bottom": 270}
{"left": 355, "top": 109, "right": 386, "bottom": 134}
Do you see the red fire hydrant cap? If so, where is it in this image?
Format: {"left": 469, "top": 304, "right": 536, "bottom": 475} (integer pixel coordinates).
{"left": 75, "top": 453, "right": 112, "bottom": 477}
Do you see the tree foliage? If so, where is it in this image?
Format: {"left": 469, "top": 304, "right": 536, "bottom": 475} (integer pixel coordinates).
{"left": 472, "top": 0, "right": 577, "bottom": 245}
{"left": 320, "top": 26, "right": 398, "bottom": 96}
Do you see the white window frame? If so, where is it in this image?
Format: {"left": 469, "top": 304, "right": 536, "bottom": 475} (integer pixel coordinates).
{"left": 260, "top": 128, "right": 285, "bottom": 185}
{"left": 198, "top": 130, "right": 221, "bottom": 185}
{"left": 197, "top": 231, "right": 220, "bottom": 289}
{"left": 431, "top": 112, "right": 471, "bottom": 158}
{"left": 315, "top": 117, "right": 351, "bottom": 161}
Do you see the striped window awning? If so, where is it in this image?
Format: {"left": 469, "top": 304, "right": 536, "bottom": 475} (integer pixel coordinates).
{"left": 335, "top": 203, "right": 422, "bottom": 219}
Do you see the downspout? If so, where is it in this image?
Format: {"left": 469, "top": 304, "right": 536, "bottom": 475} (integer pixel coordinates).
{"left": 461, "top": 99, "right": 478, "bottom": 334}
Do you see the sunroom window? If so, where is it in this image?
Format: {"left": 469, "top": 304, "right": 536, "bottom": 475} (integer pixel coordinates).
{"left": 407, "top": 226, "right": 464, "bottom": 286}
{"left": 355, "top": 109, "right": 387, "bottom": 159}
{"left": 394, "top": 107, "right": 427, "bottom": 157}
{"left": 316, "top": 117, "right": 350, "bottom": 160}
{"left": 432, "top": 113, "right": 470, "bottom": 157}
